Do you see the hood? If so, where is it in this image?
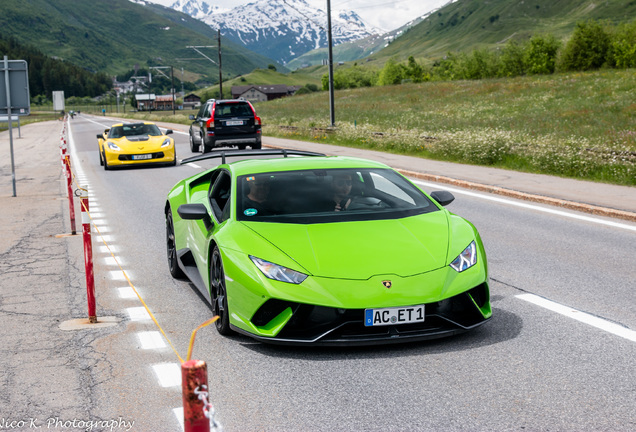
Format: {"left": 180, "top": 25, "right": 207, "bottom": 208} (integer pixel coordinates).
{"left": 243, "top": 212, "right": 450, "bottom": 279}
{"left": 125, "top": 135, "right": 150, "bottom": 142}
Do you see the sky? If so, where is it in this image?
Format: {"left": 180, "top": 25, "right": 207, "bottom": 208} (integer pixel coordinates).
{"left": 146, "top": 0, "right": 451, "bottom": 32}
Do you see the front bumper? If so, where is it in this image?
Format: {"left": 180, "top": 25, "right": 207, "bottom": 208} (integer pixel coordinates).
{"left": 232, "top": 282, "right": 491, "bottom": 346}
{"left": 104, "top": 147, "right": 175, "bottom": 166}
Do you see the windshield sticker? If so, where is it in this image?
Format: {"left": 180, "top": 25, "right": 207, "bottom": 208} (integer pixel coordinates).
{"left": 244, "top": 208, "right": 258, "bottom": 216}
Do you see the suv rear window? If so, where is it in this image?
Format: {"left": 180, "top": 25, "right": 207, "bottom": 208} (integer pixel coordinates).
{"left": 215, "top": 103, "right": 252, "bottom": 117}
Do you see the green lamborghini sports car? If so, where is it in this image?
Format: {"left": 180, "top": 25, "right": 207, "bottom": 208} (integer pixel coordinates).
{"left": 165, "top": 150, "right": 491, "bottom": 346}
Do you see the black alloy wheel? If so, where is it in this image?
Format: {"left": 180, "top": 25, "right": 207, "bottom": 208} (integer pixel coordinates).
{"left": 210, "top": 246, "right": 232, "bottom": 335}
{"left": 166, "top": 209, "right": 185, "bottom": 279}
{"left": 103, "top": 152, "right": 109, "bottom": 170}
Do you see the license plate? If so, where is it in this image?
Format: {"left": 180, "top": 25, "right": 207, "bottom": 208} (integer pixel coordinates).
{"left": 226, "top": 120, "right": 244, "bottom": 126}
{"left": 364, "top": 305, "right": 425, "bottom": 326}
{"left": 132, "top": 154, "right": 152, "bottom": 160}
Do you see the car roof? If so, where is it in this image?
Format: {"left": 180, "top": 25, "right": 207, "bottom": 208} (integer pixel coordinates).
{"left": 226, "top": 155, "right": 391, "bottom": 177}
{"left": 214, "top": 99, "right": 251, "bottom": 104}
{"left": 110, "top": 121, "right": 156, "bottom": 127}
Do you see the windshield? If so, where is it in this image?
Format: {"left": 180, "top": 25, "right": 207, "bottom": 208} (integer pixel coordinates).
{"left": 108, "top": 123, "right": 162, "bottom": 138}
{"left": 237, "top": 168, "right": 438, "bottom": 223}
{"left": 215, "top": 103, "right": 253, "bottom": 118}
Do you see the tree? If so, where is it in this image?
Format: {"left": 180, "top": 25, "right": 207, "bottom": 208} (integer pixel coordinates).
{"left": 378, "top": 58, "right": 405, "bottom": 85}
{"left": 558, "top": 20, "right": 611, "bottom": 71}
{"left": 524, "top": 34, "right": 560, "bottom": 74}
{"left": 610, "top": 20, "right": 636, "bottom": 68}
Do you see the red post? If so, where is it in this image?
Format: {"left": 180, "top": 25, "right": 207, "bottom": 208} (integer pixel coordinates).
{"left": 80, "top": 186, "right": 96, "bottom": 323}
{"left": 181, "top": 360, "right": 211, "bottom": 432}
{"left": 64, "top": 154, "right": 77, "bottom": 235}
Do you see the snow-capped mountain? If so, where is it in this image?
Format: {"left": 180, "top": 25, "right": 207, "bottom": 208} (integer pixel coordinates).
{"left": 170, "top": 0, "right": 384, "bottom": 64}
{"left": 169, "top": 0, "right": 228, "bottom": 20}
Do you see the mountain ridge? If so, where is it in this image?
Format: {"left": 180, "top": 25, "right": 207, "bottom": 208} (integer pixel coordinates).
{"left": 169, "top": 0, "right": 384, "bottom": 64}
{"left": 0, "top": 0, "right": 284, "bottom": 84}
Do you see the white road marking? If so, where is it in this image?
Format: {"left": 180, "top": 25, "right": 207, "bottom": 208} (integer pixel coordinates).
{"left": 96, "top": 234, "right": 113, "bottom": 243}
{"left": 152, "top": 363, "right": 182, "bottom": 388}
{"left": 517, "top": 294, "right": 636, "bottom": 343}
{"left": 117, "top": 287, "right": 137, "bottom": 299}
{"left": 90, "top": 218, "right": 108, "bottom": 226}
{"left": 411, "top": 179, "right": 636, "bottom": 232}
{"left": 138, "top": 331, "right": 167, "bottom": 349}
{"left": 173, "top": 408, "right": 184, "bottom": 431}
{"left": 127, "top": 307, "right": 151, "bottom": 321}
{"left": 99, "top": 244, "right": 118, "bottom": 254}
{"left": 103, "top": 256, "right": 122, "bottom": 266}
{"left": 109, "top": 270, "right": 131, "bottom": 281}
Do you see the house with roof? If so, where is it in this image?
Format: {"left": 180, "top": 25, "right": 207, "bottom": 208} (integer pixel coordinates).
{"left": 135, "top": 94, "right": 175, "bottom": 111}
{"left": 231, "top": 85, "right": 302, "bottom": 102}
{"left": 183, "top": 93, "right": 201, "bottom": 110}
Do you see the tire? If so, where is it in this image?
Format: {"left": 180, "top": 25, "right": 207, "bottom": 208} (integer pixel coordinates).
{"left": 99, "top": 147, "right": 104, "bottom": 166}
{"left": 103, "top": 152, "right": 110, "bottom": 171}
{"left": 252, "top": 140, "right": 262, "bottom": 150}
{"left": 166, "top": 209, "right": 185, "bottom": 279}
{"left": 210, "top": 246, "right": 232, "bottom": 335}
{"left": 202, "top": 134, "right": 212, "bottom": 154}
{"left": 189, "top": 131, "right": 200, "bottom": 153}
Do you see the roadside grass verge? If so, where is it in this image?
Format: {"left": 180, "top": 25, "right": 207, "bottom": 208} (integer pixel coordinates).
{"left": 259, "top": 69, "right": 636, "bottom": 186}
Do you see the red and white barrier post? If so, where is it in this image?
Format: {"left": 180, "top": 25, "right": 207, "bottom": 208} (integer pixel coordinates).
{"left": 64, "top": 154, "right": 77, "bottom": 235}
{"left": 60, "top": 135, "right": 67, "bottom": 167}
{"left": 181, "top": 360, "right": 211, "bottom": 432}
{"left": 80, "top": 185, "right": 97, "bottom": 323}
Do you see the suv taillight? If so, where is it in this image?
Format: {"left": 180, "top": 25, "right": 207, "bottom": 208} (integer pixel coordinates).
{"left": 206, "top": 104, "right": 215, "bottom": 129}
{"left": 255, "top": 116, "right": 261, "bottom": 126}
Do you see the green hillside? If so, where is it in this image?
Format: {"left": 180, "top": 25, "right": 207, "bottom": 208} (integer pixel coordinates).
{"left": 375, "top": 0, "right": 636, "bottom": 62}
{"left": 196, "top": 66, "right": 325, "bottom": 98}
{"left": 287, "top": 18, "right": 426, "bottom": 70}
{"left": 0, "top": 0, "right": 282, "bottom": 82}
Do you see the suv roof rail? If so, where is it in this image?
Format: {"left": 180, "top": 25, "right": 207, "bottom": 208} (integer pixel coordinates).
{"left": 180, "top": 149, "right": 326, "bottom": 165}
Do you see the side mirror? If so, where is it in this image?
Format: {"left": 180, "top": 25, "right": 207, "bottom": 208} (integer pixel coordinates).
{"left": 430, "top": 191, "right": 455, "bottom": 207}
{"left": 189, "top": 114, "right": 195, "bottom": 120}
{"left": 97, "top": 134, "right": 103, "bottom": 139}
{"left": 178, "top": 203, "right": 208, "bottom": 220}
{"left": 178, "top": 203, "right": 213, "bottom": 230}
{"left": 165, "top": 129, "right": 173, "bottom": 135}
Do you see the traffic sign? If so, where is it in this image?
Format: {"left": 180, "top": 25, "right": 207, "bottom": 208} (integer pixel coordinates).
{"left": 1, "top": 58, "right": 30, "bottom": 116}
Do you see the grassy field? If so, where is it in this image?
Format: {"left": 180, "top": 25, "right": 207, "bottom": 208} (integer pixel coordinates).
{"left": 257, "top": 69, "right": 636, "bottom": 186}
{"left": 27, "top": 68, "right": 635, "bottom": 187}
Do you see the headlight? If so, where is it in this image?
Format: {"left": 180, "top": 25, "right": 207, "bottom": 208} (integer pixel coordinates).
{"left": 161, "top": 138, "right": 172, "bottom": 147}
{"left": 449, "top": 241, "right": 477, "bottom": 272}
{"left": 250, "top": 256, "right": 308, "bottom": 284}
{"left": 106, "top": 141, "right": 120, "bottom": 150}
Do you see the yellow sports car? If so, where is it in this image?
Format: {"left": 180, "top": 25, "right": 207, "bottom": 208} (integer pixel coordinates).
{"left": 97, "top": 122, "right": 176, "bottom": 169}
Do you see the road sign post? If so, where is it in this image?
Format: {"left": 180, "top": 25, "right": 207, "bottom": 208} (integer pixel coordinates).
{"left": 1, "top": 56, "right": 31, "bottom": 197}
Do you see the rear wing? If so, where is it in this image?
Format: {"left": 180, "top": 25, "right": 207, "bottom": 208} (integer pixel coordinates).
{"left": 180, "top": 149, "right": 326, "bottom": 165}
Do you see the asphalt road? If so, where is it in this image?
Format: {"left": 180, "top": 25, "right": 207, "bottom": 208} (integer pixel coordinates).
{"left": 31, "top": 114, "right": 636, "bottom": 431}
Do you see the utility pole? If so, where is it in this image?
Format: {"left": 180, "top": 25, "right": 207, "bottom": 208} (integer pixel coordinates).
{"left": 326, "top": 0, "right": 335, "bottom": 126}
{"left": 148, "top": 71, "right": 152, "bottom": 113}
{"left": 171, "top": 65, "right": 175, "bottom": 115}
{"left": 218, "top": 30, "right": 223, "bottom": 99}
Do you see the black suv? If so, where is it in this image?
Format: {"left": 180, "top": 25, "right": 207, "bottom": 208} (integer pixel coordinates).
{"left": 189, "top": 99, "right": 262, "bottom": 153}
